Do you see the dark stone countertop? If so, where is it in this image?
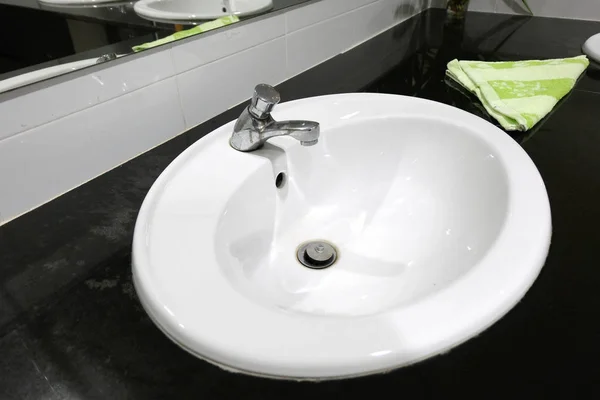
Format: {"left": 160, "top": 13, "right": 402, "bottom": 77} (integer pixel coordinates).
{"left": 2, "top": 9, "right": 600, "bottom": 399}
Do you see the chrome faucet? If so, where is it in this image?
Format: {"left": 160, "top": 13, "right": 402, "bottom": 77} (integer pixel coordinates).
{"left": 230, "top": 84, "right": 320, "bottom": 152}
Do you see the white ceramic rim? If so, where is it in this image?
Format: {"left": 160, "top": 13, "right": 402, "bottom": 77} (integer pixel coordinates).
{"left": 132, "top": 93, "right": 552, "bottom": 380}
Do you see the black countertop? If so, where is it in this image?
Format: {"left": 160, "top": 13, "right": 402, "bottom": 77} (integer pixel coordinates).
{"left": 2, "top": 9, "right": 600, "bottom": 398}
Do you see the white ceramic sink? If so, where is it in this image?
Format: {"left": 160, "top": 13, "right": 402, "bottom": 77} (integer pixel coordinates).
{"left": 134, "top": 0, "right": 273, "bottom": 22}
{"left": 133, "top": 93, "right": 551, "bottom": 380}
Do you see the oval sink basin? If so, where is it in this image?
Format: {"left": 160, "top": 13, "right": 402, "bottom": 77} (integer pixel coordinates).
{"left": 133, "top": 93, "right": 551, "bottom": 380}
{"left": 134, "top": 0, "right": 273, "bottom": 22}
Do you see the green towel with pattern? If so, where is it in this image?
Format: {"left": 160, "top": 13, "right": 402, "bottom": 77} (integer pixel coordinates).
{"left": 446, "top": 56, "right": 589, "bottom": 131}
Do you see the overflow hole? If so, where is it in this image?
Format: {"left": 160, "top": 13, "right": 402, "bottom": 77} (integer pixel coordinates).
{"left": 275, "top": 172, "right": 286, "bottom": 189}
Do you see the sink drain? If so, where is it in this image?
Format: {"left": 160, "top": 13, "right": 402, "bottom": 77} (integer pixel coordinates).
{"left": 297, "top": 241, "right": 338, "bottom": 269}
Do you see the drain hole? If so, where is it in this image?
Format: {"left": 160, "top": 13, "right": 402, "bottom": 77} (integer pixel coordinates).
{"left": 275, "top": 172, "right": 286, "bottom": 189}
{"left": 297, "top": 241, "right": 338, "bottom": 269}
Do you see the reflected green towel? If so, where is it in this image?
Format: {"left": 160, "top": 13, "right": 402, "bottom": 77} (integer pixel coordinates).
{"left": 132, "top": 16, "right": 240, "bottom": 52}
{"left": 446, "top": 56, "right": 589, "bottom": 131}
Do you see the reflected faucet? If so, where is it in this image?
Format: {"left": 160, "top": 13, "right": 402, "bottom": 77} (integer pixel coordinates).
{"left": 230, "top": 84, "right": 320, "bottom": 152}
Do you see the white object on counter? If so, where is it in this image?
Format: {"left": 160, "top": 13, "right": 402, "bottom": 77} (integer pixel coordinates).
{"left": 583, "top": 33, "right": 600, "bottom": 67}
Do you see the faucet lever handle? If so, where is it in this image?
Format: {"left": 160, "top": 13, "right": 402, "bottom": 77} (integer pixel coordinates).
{"left": 249, "top": 84, "right": 280, "bottom": 119}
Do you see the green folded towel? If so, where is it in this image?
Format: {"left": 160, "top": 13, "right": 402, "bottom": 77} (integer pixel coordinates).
{"left": 132, "top": 16, "right": 240, "bottom": 52}
{"left": 446, "top": 56, "right": 589, "bottom": 131}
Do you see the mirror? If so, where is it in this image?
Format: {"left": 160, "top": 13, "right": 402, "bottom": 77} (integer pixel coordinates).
{"left": 0, "top": 0, "right": 312, "bottom": 94}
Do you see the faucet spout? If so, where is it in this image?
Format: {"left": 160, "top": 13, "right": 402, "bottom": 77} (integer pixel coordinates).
{"left": 262, "top": 120, "right": 320, "bottom": 147}
{"left": 230, "top": 84, "right": 321, "bottom": 152}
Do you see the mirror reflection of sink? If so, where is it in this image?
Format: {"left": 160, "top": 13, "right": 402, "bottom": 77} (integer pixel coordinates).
{"left": 1, "top": 58, "right": 95, "bottom": 94}
{"left": 132, "top": 93, "right": 552, "bottom": 380}
{"left": 134, "top": 0, "right": 273, "bottom": 22}
{"left": 38, "top": 0, "right": 123, "bottom": 5}
{"left": 0, "top": 54, "right": 122, "bottom": 94}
